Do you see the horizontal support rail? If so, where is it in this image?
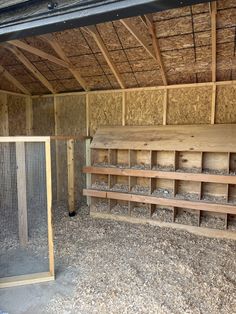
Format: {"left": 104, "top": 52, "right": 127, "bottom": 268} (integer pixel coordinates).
{"left": 0, "top": 136, "right": 50, "bottom": 143}
{"left": 83, "top": 189, "right": 236, "bottom": 215}
{"left": 83, "top": 166, "right": 236, "bottom": 185}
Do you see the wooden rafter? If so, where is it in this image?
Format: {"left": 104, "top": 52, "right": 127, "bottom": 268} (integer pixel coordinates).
{"left": 0, "top": 64, "right": 31, "bottom": 95}
{"left": 6, "top": 45, "right": 55, "bottom": 93}
{"left": 144, "top": 14, "right": 168, "bottom": 85}
{"left": 85, "top": 25, "right": 126, "bottom": 89}
{"left": 121, "top": 18, "right": 167, "bottom": 85}
{"left": 120, "top": 19, "right": 155, "bottom": 59}
{"left": 211, "top": 1, "right": 217, "bottom": 82}
{"left": 40, "top": 34, "right": 89, "bottom": 91}
{"left": 8, "top": 40, "right": 69, "bottom": 68}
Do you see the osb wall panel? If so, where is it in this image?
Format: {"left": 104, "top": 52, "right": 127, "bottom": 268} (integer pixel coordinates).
{"left": 55, "top": 95, "right": 86, "bottom": 204}
{"left": 8, "top": 95, "right": 27, "bottom": 136}
{"left": 125, "top": 90, "right": 164, "bottom": 125}
{"left": 89, "top": 92, "right": 122, "bottom": 136}
{"left": 56, "top": 95, "right": 86, "bottom": 136}
{"left": 215, "top": 86, "right": 236, "bottom": 124}
{"left": 32, "top": 97, "right": 55, "bottom": 135}
{"left": 167, "top": 87, "right": 212, "bottom": 124}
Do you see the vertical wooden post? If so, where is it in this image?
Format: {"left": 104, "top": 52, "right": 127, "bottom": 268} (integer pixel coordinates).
{"left": 211, "top": 1, "right": 217, "bottom": 83}
{"left": 86, "top": 93, "right": 90, "bottom": 136}
{"left": 0, "top": 94, "right": 9, "bottom": 135}
{"left": 16, "top": 142, "right": 28, "bottom": 247}
{"left": 26, "top": 96, "right": 33, "bottom": 135}
{"left": 54, "top": 96, "right": 60, "bottom": 202}
{"left": 211, "top": 84, "right": 216, "bottom": 124}
{"left": 67, "top": 139, "right": 75, "bottom": 214}
{"left": 45, "top": 138, "right": 54, "bottom": 277}
{"left": 163, "top": 88, "right": 168, "bottom": 125}
{"left": 86, "top": 138, "right": 92, "bottom": 206}
{"left": 122, "top": 91, "right": 126, "bottom": 126}
{"left": 0, "top": 94, "right": 11, "bottom": 209}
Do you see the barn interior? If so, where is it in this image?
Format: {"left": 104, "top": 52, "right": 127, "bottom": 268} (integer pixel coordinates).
{"left": 0, "top": 0, "right": 236, "bottom": 313}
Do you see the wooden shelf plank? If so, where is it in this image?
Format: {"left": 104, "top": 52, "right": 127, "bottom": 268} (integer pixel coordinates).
{"left": 91, "top": 125, "right": 236, "bottom": 152}
{"left": 83, "top": 166, "right": 236, "bottom": 185}
{"left": 83, "top": 189, "right": 236, "bottom": 215}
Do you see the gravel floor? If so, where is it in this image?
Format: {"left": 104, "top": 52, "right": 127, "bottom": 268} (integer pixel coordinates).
{"left": 1, "top": 204, "right": 236, "bottom": 314}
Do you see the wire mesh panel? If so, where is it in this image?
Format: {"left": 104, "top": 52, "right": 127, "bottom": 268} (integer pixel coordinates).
{"left": 0, "top": 137, "right": 54, "bottom": 288}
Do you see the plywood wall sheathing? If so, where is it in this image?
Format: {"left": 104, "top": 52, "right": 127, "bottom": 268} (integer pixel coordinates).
{"left": 167, "top": 87, "right": 212, "bottom": 124}
{"left": 215, "top": 85, "right": 236, "bottom": 123}
{"left": 125, "top": 90, "right": 164, "bottom": 126}
{"left": 89, "top": 92, "right": 123, "bottom": 136}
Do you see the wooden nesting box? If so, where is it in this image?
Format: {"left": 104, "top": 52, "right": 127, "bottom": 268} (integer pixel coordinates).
{"left": 83, "top": 124, "right": 236, "bottom": 230}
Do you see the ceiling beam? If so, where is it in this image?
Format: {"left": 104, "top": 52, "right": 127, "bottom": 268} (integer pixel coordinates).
{"left": 6, "top": 45, "right": 55, "bottom": 93}
{"left": 144, "top": 14, "right": 168, "bottom": 85}
{"left": 0, "top": 64, "right": 31, "bottom": 95}
{"left": 40, "top": 34, "right": 89, "bottom": 91}
{"left": 210, "top": 1, "right": 217, "bottom": 82}
{"left": 85, "top": 25, "right": 126, "bottom": 89}
{"left": 8, "top": 40, "right": 70, "bottom": 68}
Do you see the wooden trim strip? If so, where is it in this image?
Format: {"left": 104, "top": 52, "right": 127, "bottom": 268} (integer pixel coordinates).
{"left": 84, "top": 189, "right": 236, "bottom": 215}
{"left": 83, "top": 166, "right": 236, "bottom": 185}
{"left": 45, "top": 139, "right": 54, "bottom": 276}
{"left": 0, "top": 136, "right": 50, "bottom": 142}
{"left": 50, "top": 135, "right": 92, "bottom": 141}
{"left": 31, "top": 80, "right": 236, "bottom": 98}
{"left": 211, "top": 1, "right": 217, "bottom": 82}
{"left": 0, "top": 272, "right": 54, "bottom": 289}
{"left": 0, "top": 89, "right": 28, "bottom": 97}
{"left": 90, "top": 212, "right": 236, "bottom": 240}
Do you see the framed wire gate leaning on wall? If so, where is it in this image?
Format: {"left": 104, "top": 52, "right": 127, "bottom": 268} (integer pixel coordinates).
{"left": 0, "top": 137, "right": 54, "bottom": 288}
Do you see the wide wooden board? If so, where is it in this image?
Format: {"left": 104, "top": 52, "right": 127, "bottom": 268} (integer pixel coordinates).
{"left": 91, "top": 125, "right": 236, "bottom": 152}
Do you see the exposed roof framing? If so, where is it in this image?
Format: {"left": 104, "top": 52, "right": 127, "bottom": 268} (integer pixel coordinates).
{"left": 8, "top": 40, "right": 70, "bottom": 68}
{"left": 120, "top": 18, "right": 168, "bottom": 85}
{"left": 144, "top": 14, "right": 168, "bottom": 85}
{"left": 40, "top": 34, "right": 89, "bottom": 91}
{"left": 85, "top": 25, "right": 126, "bottom": 89}
{"left": 0, "top": 64, "right": 30, "bottom": 94}
{"left": 211, "top": 1, "right": 217, "bottom": 82}
{"left": 6, "top": 45, "right": 56, "bottom": 93}
{"left": 0, "top": 0, "right": 234, "bottom": 95}
{"left": 0, "top": 0, "right": 213, "bottom": 42}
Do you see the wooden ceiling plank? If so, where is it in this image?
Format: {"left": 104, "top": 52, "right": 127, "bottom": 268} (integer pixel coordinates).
{"left": 85, "top": 25, "right": 126, "bottom": 89}
{"left": 0, "top": 64, "right": 31, "bottom": 95}
{"left": 145, "top": 14, "right": 168, "bottom": 85}
{"left": 8, "top": 39, "right": 70, "bottom": 68}
{"left": 7, "top": 45, "right": 55, "bottom": 93}
{"left": 40, "top": 34, "right": 89, "bottom": 91}
{"left": 211, "top": 1, "right": 217, "bottom": 82}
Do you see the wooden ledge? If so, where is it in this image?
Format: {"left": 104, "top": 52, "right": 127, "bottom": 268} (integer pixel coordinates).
{"left": 83, "top": 166, "right": 236, "bottom": 184}
{"left": 83, "top": 189, "right": 236, "bottom": 215}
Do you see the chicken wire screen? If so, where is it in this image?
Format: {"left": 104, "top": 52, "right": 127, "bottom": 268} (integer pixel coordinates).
{"left": 0, "top": 140, "right": 52, "bottom": 282}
